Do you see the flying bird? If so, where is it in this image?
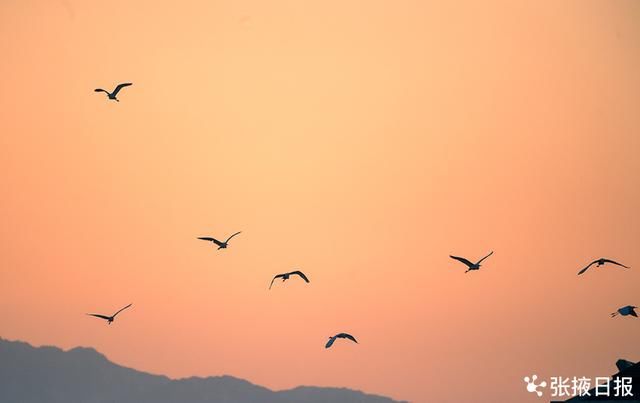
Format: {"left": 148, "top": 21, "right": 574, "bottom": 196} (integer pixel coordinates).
{"left": 449, "top": 251, "right": 494, "bottom": 273}
{"left": 269, "top": 270, "right": 310, "bottom": 289}
{"left": 94, "top": 83, "right": 133, "bottom": 102}
{"left": 86, "top": 303, "right": 132, "bottom": 325}
{"left": 325, "top": 333, "right": 358, "bottom": 349}
{"left": 578, "top": 258, "right": 630, "bottom": 275}
{"left": 611, "top": 305, "right": 638, "bottom": 318}
{"left": 198, "top": 231, "right": 242, "bottom": 250}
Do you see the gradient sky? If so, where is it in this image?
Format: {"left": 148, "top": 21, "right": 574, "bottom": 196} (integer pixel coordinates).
{"left": 1, "top": 1, "right": 639, "bottom": 402}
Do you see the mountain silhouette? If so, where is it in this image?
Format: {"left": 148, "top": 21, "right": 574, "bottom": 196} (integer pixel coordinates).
{"left": 0, "top": 337, "right": 406, "bottom": 403}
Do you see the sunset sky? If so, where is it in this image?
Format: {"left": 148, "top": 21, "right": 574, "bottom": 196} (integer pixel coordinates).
{"left": 1, "top": 1, "right": 639, "bottom": 402}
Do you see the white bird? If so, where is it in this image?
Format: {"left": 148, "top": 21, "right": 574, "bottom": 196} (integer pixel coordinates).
{"left": 86, "top": 303, "right": 132, "bottom": 325}
{"left": 269, "top": 270, "right": 310, "bottom": 289}
{"left": 578, "top": 258, "right": 630, "bottom": 275}
{"left": 611, "top": 305, "right": 638, "bottom": 318}
{"left": 198, "top": 231, "right": 241, "bottom": 250}
{"left": 325, "top": 333, "right": 358, "bottom": 349}
{"left": 449, "top": 251, "right": 493, "bottom": 273}
{"left": 94, "top": 83, "right": 133, "bottom": 102}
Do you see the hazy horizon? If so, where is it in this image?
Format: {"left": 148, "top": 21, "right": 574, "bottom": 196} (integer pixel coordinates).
{"left": 1, "top": 1, "right": 639, "bottom": 402}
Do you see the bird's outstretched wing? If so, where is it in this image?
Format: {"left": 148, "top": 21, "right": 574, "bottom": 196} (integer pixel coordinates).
{"left": 291, "top": 270, "right": 310, "bottom": 283}
{"left": 94, "top": 88, "right": 108, "bottom": 94}
{"left": 325, "top": 337, "right": 336, "bottom": 349}
{"left": 112, "top": 83, "right": 132, "bottom": 96}
{"left": 198, "top": 237, "right": 223, "bottom": 246}
{"left": 87, "top": 313, "right": 111, "bottom": 320}
{"left": 449, "top": 255, "right": 474, "bottom": 268}
{"left": 112, "top": 303, "right": 132, "bottom": 317}
{"left": 225, "top": 231, "right": 242, "bottom": 243}
{"left": 476, "top": 251, "right": 494, "bottom": 265}
{"left": 269, "top": 274, "right": 284, "bottom": 289}
{"left": 577, "top": 260, "right": 596, "bottom": 275}
{"left": 630, "top": 310, "right": 638, "bottom": 317}
{"left": 602, "top": 259, "right": 630, "bottom": 269}
{"left": 337, "top": 333, "right": 358, "bottom": 343}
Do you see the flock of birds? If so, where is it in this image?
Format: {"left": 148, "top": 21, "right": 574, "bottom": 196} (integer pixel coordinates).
{"left": 87, "top": 83, "right": 635, "bottom": 351}
{"left": 448, "top": 252, "right": 636, "bottom": 318}
{"left": 577, "top": 258, "right": 636, "bottom": 319}
{"left": 88, "top": 230, "right": 352, "bottom": 348}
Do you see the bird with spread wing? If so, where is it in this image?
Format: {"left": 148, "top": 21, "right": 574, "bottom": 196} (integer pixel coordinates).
{"left": 269, "top": 270, "right": 310, "bottom": 289}
{"left": 198, "top": 231, "right": 242, "bottom": 250}
{"left": 449, "top": 251, "right": 494, "bottom": 273}
{"left": 578, "top": 258, "right": 630, "bottom": 275}
{"left": 325, "top": 333, "right": 358, "bottom": 349}
{"left": 86, "top": 304, "right": 132, "bottom": 325}
{"left": 94, "top": 83, "right": 133, "bottom": 102}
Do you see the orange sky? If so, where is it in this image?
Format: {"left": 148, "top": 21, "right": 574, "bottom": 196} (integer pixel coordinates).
{"left": 1, "top": 1, "right": 639, "bottom": 402}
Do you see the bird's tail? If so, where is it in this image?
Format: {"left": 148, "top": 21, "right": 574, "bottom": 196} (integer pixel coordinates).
{"left": 611, "top": 312, "right": 619, "bottom": 317}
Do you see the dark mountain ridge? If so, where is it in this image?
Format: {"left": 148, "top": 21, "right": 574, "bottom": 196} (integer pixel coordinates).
{"left": 0, "top": 337, "right": 406, "bottom": 403}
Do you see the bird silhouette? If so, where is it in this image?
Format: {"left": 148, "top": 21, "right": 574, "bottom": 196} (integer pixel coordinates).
{"left": 611, "top": 305, "right": 638, "bottom": 318}
{"left": 94, "top": 83, "right": 133, "bottom": 102}
{"left": 449, "top": 251, "right": 493, "bottom": 273}
{"left": 86, "top": 303, "right": 132, "bottom": 325}
{"left": 325, "top": 333, "right": 358, "bottom": 349}
{"left": 269, "top": 270, "right": 310, "bottom": 289}
{"left": 198, "top": 231, "right": 241, "bottom": 250}
{"left": 578, "top": 258, "right": 630, "bottom": 275}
